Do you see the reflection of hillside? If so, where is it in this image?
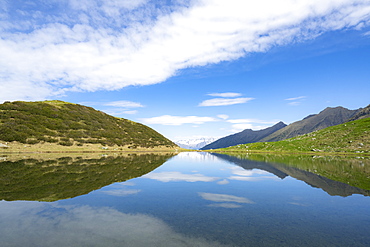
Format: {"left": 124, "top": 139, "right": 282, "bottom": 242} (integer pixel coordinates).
{"left": 210, "top": 153, "right": 288, "bottom": 179}
{"left": 0, "top": 153, "right": 175, "bottom": 202}
{"left": 212, "top": 153, "right": 370, "bottom": 197}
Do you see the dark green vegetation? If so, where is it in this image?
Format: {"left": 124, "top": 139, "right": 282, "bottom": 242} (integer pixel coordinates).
{"left": 202, "top": 105, "right": 369, "bottom": 150}
{"left": 0, "top": 100, "right": 176, "bottom": 149}
{"left": 215, "top": 152, "right": 370, "bottom": 194}
{"left": 0, "top": 153, "right": 175, "bottom": 201}
{"left": 215, "top": 117, "right": 370, "bottom": 154}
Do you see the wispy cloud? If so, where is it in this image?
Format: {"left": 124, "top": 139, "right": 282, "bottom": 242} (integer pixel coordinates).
{"left": 102, "top": 189, "right": 141, "bottom": 197}
{"left": 287, "top": 101, "right": 302, "bottom": 106}
{"left": 198, "top": 192, "right": 255, "bottom": 204}
{"left": 1, "top": 1, "right": 369, "bottom": 101}
{"left": 217, "top": 114, "right": 229, "bottom": 120}
{"left": 104, "top": 100, "right": 144, "bottom": 108}
{"left": 199, "top": 97, "right": 254, "bottom": 107}
{"left": 143, "top": 171, "right": 219, "bottom": 182}
{"left": 85, "top": 100, "right": 144, "bottom": 115}
{"left": 140, "top": 115, "right": 218, "bottom": 125}
{"left": 285, "top": 96, "right": 307, "bottom": 106}
{"left": 285, "top": 96, "right": 306, "bottom": 101}
{"left": 208, "top": 92, "right": 242, "bottom": 98}
{"left": 227, "top": 167, "right": 279, "bottom": 181}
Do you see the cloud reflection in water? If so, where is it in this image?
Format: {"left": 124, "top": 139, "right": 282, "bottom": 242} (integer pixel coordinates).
{"left": 100, "top": 183, "right": 141, "bottom": 197}
{"left": 143, "top": 171, "right": 219, "bottom": 182}
{"left": 227, "top": 166, "right": 279, "bottom": 181}
{"left": 0, "top": 201, "right": 231, "bottom": 247}
{"left": 199, "top": 192, "right": 255, "bottom": 208}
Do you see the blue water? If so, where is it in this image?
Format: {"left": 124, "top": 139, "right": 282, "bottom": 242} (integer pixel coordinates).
{"left": 0, "top": 152, "right": 369, "bottom": 246}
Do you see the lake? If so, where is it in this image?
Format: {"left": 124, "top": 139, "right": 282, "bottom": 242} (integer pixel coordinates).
{"left": 0, "top": 152, "right": 369, "bottom": 246}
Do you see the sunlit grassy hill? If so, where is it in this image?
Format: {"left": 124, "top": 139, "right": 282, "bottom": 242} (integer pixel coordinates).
{"left": 214, "top": 118, "right": 370, "bottom": 154}
{"left": 0, "top": 100, "right": 177, "bottom": 150}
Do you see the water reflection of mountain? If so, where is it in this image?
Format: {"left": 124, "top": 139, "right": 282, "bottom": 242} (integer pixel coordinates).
{"left": 212, "top": 153, "right": 370, "bottom": 197}
{"left": 0, "top": 153, "right": 175, "bottom": 202}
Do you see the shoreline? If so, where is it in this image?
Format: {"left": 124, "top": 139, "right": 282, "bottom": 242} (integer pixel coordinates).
{"left": 202, "top": 149, "right": 370, "bottom": 157}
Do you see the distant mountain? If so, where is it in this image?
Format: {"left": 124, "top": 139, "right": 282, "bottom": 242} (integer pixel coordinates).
{"left": 216, "top": 117, "right": 370, "bottom": 154}
{"left": 200, "top": 105, "right": 369, "bottom": 151}
{"left": 260, "top": 106, "right": 360, "bottom": 142}
{"left": 175, "top": 137, "right": 217, "bottom": 149}
{"left": 347, "top": 104, "right": 370, "bottom": 122}
{"left": 0, "top": 100, "right": 177, "bottom": 149}
{"left": 200, "top": 121, "right": 287, "bottom": 150}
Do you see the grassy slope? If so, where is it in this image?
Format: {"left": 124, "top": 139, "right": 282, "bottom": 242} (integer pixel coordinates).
{"left": 0, "top": 100, "right": 177, "bottom": 151}
{"left": 212, "top": 118, "right": 370, "bottom": 154}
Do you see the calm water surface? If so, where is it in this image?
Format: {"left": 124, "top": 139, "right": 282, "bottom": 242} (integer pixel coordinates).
{"left": 0, "top": 152, "right": 369, "bottom": 246}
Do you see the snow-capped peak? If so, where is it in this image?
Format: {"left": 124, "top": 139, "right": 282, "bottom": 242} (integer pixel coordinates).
{"left": 175, "top": 137, "right": 217, "bottom": 150}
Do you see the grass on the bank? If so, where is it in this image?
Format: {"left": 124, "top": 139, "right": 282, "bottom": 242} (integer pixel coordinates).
{"left": 212, "top": 118, "right": 370, "bottom": 154}
{"left": 0, "top": 141, "right": 185, "bottom": 153}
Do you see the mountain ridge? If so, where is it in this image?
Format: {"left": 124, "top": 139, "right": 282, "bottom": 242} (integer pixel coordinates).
{"left": 200, "top": 121, "right": 287, "bottom": 150}
{"left": 260, "top": 106, "right": 360, "bottom": 142}
{"left": 214, "top": 117, "right": 370, "bottom": 154}
{"left": 201, "top": 104, "right": 368, "bottom": 151}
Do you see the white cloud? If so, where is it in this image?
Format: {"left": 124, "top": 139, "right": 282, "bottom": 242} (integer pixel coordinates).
{"left": 198, "top": 192, "right": 255, "bottom": 204}
{"left": 140, "top": 115, "right": 218, "bottom": 125}
{"left": 230, "top": 167, "right": 270, "bottom": 177}
{"left": 217, "top": 179, "right": 230, "bottom": 185}
{"left": 104, "top": 100, "right": 144, "bottom": 108}
{"left": 285, "top": 96, "right": 306, "bottom": 101}
{"left": 285, "top": 96, "right": 306, "bottom": 106}
{"left": 99, "top": 182, "right": 142, "bottom": 197}
{"left": 1, "top": 0, "right": 370, "bottom": 101}
{"left": 227, "top": 167, "right": 279, "bottom": 181}
{"left": 207, "top": 203, "right": 243, "bottom": 208}
{"left": 102, "top": 189, "right": 141, "bottom": 196}
{"left": 217, "top": 114, "right": 229, "bottom": 120}
{"left": 228, "top": 176, "right": 275, "bottom": 181}
{"left": 122, "top": 110, "right": 138, "bottom": 115}
{"left": 208, "top": 92, "right": 242, "bottom": 97}
{"left": 199, "top": 97, "right": 254, "bottom": 107}
{"left": 143, "top": 171, "right": 219, "bottom": 182}
{"left": 288, "top": 101, "right": 302, "bottom": 106}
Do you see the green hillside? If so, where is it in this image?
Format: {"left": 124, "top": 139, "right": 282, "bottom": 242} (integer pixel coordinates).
{"left": 213, "top": 117, "right": 370, "bottom": 154}
{"left": 0, "top": 100, "right": 176, "bottom": 149}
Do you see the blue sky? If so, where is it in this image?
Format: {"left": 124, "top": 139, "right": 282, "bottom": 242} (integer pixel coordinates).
{"left": 1, "top": 0, "right": 370, "bottom": 141}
